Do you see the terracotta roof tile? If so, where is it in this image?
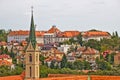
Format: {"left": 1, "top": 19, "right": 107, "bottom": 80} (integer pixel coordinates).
{"left": 0, "top": 60, "right": 12, "bottom": 66}
{"left": 83, "top": 31, "right": 110, "bottom": 37}
{"left": 58, "top": 31, "right": 80, "bottom": 37}
{"left": 47, "top": 26, "right": 61, "bottom": 33}
{"left": 0, "top": 54, "right": 11, "bottom": 59}
{"left": 8, "top": 30, "right": 46, "bottom": 37}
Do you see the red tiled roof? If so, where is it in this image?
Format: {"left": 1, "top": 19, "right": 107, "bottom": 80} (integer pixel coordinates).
{"left": 83, "top": 31, "right": 110, "bottom": 37}
{"left": 45, "top": 56, "right": 62, "bottom": 62}
{"left": 8, "top": 30, "right": 46, "bottom": 37}
{"left": 0, "top": 41, "right": 7, "bottom": 46}
{"left": 51, "top": 48, "right": 64, "bottom": 55}
{"left": 0, "top": 54, "right": 11, "bottom": 59}
{"left": 0, "top": 60, "right": 12, "bottom": 66}
{"left": 77, "top": 47, "right": 98, "bottom": 55}
{"left": 47, "top": 26, "right": 61, "bottom": 33}
{"left": 58, "top": 31, "right": 80, "bottom": 37}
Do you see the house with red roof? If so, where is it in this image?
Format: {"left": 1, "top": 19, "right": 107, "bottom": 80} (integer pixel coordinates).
{"left": 76, "top": 47, "right": 100, "bottom": 62}
{"left": 0, "top": 54, "right": 12, "bottom": 66}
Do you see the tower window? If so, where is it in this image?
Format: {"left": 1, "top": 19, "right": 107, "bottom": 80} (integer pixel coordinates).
{"left": 30, "top": 66, "right": 32, "bottom": 77}
{"left": 36, "top": 66, "right": 38, "bottom": 77}
{"left": 36, "top": 54, "right": 38, "bottom": 62}
{"left": 29, "top": 54, "right": 32, "bottom": 62}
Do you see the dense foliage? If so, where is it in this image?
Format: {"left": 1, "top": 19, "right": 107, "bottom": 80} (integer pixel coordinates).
{"left": 0, "top": 65, "right": 23, "bottom": 77}
{"left": 0, "top": 29, "right": 10, "bottom": 42}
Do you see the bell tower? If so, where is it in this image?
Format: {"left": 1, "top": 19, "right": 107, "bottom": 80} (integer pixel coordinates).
{"left": 25, "top": 7, "right": 40, "bottom": 80}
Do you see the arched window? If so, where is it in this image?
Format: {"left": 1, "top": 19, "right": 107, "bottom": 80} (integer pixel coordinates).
{"left": 36, "top": 66, "right": 38, "bottom": 77}
{"left": 30, "top": 66, "right": 31, "bottom": 77}
{"left": 29, "top": 54, "right": 32, "bottom": 62}
{"left": 36, "top": 54, "right": 38, "bottom": 62}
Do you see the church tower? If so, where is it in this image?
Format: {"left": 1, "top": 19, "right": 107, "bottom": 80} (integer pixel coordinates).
{"left": 25, "top": 7, "right": 40, "bottom": 80}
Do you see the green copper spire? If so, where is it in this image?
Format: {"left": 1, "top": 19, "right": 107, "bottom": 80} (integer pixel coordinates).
{"left": 28, "top": 6, "right": 36, "bottom": 49}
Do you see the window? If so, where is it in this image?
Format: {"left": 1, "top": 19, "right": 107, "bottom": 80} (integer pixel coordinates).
{"left": 36, "top": 66, "right": 38, "bottom": 77}
{"left": 36, "top": 54, "right": 38, "bottom": 62}
{"left": 30, "top": 66, "right": 32, "bottom": 77}
{"left": 29, "top": 54, "right": 32, "bottom": 62}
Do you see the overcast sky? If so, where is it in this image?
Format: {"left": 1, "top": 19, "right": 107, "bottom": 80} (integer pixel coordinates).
{"left": 0, "top": 0, "right": 120, "bottom": 35}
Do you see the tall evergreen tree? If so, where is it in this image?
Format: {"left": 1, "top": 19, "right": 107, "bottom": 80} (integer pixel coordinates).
{"left": 77, "top": 33, "right": 83, "bottom": 46}
{"left": 115, "top": 31, "right": 118, "bottom": 37}
{"left": 61, "top": 54, "right": 67, "bottom": 68}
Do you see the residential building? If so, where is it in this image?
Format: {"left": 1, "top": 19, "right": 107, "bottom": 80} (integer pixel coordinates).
{"left": 42, "top": 48, "right": 64, "bottom": 59}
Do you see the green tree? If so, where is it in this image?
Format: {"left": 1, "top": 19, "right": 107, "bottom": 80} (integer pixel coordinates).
{"left": 83, "top": 60, "right": 91, "bottom": 70}
{"left": 73, "top": 60, "right": 83, "bottom": 70}
{"left": 83, "top": 39, "right": 101, "bottom": 51}
{"left": 40, "top": 55, "right": 45, "bottom": 65}
{"left": 115, "top": 31, "right": 118, "bottom": 37}
{"left": 97, "top": 60, "right": 111, "bottom": 70}
{"left": 50, "top": 60, "right": 55, "bottom": 69}
{"left": 65, "top": 62, "right": 74, "bottom": 69}
{"left": 61, "top": 54, "right": 67, "bottom": 68}
{"left": 4, "top": 47, "right": 8, "bottom": 54}
{"left": 77, "top": 33, "right": 83, "bottom": 46}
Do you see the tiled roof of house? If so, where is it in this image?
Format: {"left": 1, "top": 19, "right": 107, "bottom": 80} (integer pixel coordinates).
{"left": 0, "top": 60, "right": 12, "bottom": 66}
{"left": 8, "top": 30, "right": 46, "bottom": 37}
{"left": 21, "top": 40, "right": 27, "bottom": 46}
{"left": 83, "top": 31, "right": 110, "bottom": 37}
{"left": 0, "top": 41, "right": 7, "bottom": 46}
{"left": 48, "top": 26, "right": 61, "bottom": 33}
{"left": 51, "top": 48, "right": 64, "bottom": 54}
{"left": 45, "top": 56, "right": 62, "bottom": 62}
{"left": 0, "top": 54, "right": 11, "bottom": 59}
{"left": 58, "top": 31, "right": 80, "bottom": 37}
{"left": 77, "top": 47, "right": 99, "bottom": 55}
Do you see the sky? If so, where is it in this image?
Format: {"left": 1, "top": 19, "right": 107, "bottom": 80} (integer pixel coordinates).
{"left": 0, "top": 0, "right": 120, "bottom": 35}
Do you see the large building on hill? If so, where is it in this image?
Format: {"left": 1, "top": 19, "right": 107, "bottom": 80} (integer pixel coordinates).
{"left": 7, "top": 29, "right": 111, "bottom": 44}
{"left": 82, "top": 30, "right": 111, "bottom": 41}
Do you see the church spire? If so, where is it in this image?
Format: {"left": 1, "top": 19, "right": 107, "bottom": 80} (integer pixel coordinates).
{"left": 28, "top": 6, "right": 36, "bottom": 49}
